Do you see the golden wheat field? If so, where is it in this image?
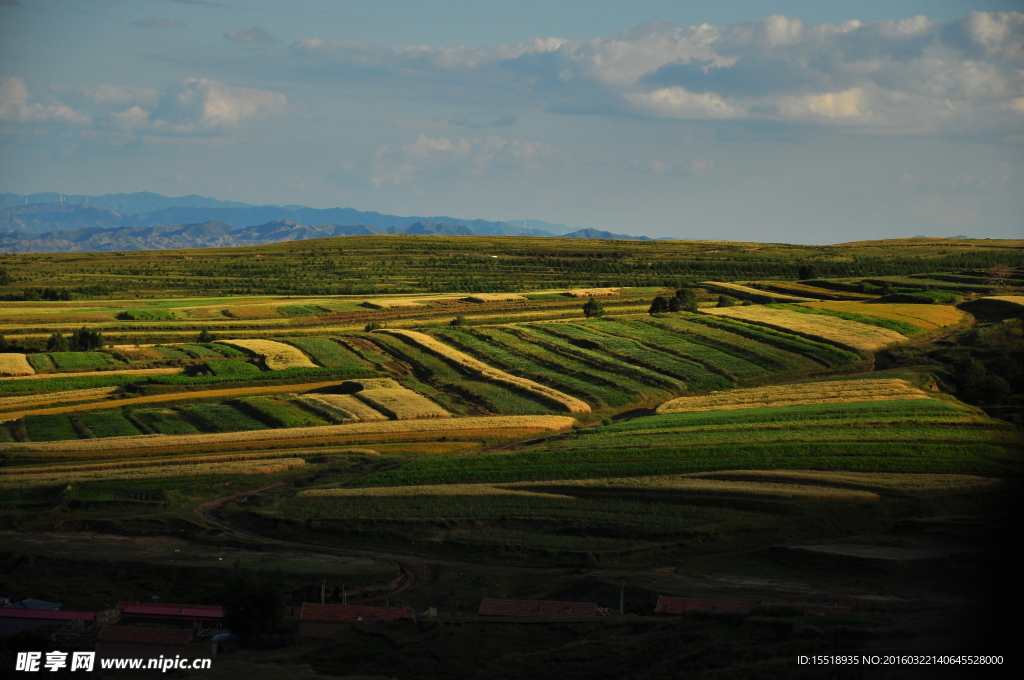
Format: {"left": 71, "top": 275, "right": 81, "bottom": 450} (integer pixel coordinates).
{"left": 380, "top": 329, "right": 591, "bottom": 412}
{"left": 565, "top": 288, "right": 622, "bottom": 297}
{"left": 301, "top": 394, "right": 389, "bottom": 422}
{"left": 657, "top": 378, "right": 930, "bottom": 413}
{"left": 354, "top": 388, "right": 451, "bottom": 420}
{"left": 222, "top": 339, "right": 318, "bottom": 369}
{"left": 0, "top": 354, "right": 35, "bottom": 377}
{"left": 3, "top": 448, "right": 378, "bottom": 477}
{"left": 464, "top": 294, "right": 528, "bottom": 303}
{"left": 0, "top": 458, "right": 307, "bottom": 488}
{"left": 0, "top": 381, "right": 349, "bottom": 423}
{"left": 702, "top": 305, "right": 907, "bottom": 351}
{"left": 0, "top": 415, "right": 577, "bottom": 453}
{"left": 363, "top": 299, "right": 424, "bottom": 309}
{"left": 802, "top": 302, "right": 967, "bottom": 330}
{"left": 0, "top": 386, "right": 122, "bottom": 410}
{"left": 702, "top": 281, "right": 816, "bottom": 302}
{"left": 0, "top": 367, "right": 182, "bottom": 382}
{"left": 986, "top": 295, "right": 1024, "bottom": 308}
{"left": 691, "top": 470, "right": 1000, "bottom": 493}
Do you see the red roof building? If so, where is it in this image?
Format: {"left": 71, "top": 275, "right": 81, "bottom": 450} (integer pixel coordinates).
{"left": 478, "top": 598, "right": 597, "bottom": 618}
{"left": 298, "top": 603, "right": 414, "bottom": 638}
{"left": 654, "top": 596, "right": 749, "bottom": 614}
{"left": 117, "top": 602, "right": 224, "bottom": 628}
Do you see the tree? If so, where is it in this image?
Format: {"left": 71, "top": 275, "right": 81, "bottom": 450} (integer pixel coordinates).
{"left": 47, "top": 332, "right": 70, "bottom": 352}
{"left": 70, "top": 326, "right": 103, "bottom": 351}
{"left": 881, "top": 282, "right": 896, "bottom": 296}
{"left": 675, "top": 288, "right": 698, "bottom": 313}
{"left": 648, "top": 296, "right": 669, "bottom": 314}
{"left": 0, "top": 268, "right": 10, "bottom": 286}
{"left": 798, "top": 264, "right": 818, "bottom": 280}
{"left": 582, "top": 298, "right": 604, "bottom": 318}
{"left": 219, "top": 566, "right": 285, "bottom": 642}
{"left": 365, "top": 321, "right": 385, "bottom": 331}
{"left": 717, "top": 294, "right": 738, "bottom": 308}
{"left": 667, "top": 296, "right": 681, "bottom": 312}
{"left": 987, "top": 263, "right": 1014, "bottom": 289}
{"left": 0, "top": 334, "right": 7, "bottom": 352}
{"left": 197, "top": 328, "right": 216, "bottom": 343}
{"left": 449, "top": 315, "right": 468, "bottom": 327}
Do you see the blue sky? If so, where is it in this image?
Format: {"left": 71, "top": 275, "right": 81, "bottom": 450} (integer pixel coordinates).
{"left": 1, "top": 0, "right": 1022, "bottom": 242}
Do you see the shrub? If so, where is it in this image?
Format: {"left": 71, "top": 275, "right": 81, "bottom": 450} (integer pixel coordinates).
{"left": 582, "top": 298, "right": 604, "bottom": 318}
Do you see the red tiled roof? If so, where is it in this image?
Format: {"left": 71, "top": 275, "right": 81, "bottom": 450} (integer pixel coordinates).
{"left": 0, "top": 609, "right": 95, "bottom": 621}
{"left": 478, "top": 598, "right": 597, "bottom": 618}
{"left": 97, "top": 627, "right": 193, "bottom": 644}
{"left": 654, "top": 596, "right": 749, "bottom": 614}
{"left": 121, "top": 604, "right": 223, "bottom": 618}
{"left": 300, "top": 603, "right": 413, "bottom": 623}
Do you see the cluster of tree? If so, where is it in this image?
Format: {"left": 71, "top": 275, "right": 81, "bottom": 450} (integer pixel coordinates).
{"left": 197, "top": 328, "right": 217, "bottom": 343}
{"left": 648, "top": 288, "right": 699, "bottom": 315}
{"left": 46, "top": 327, "right": 104, "bottom": 352}
{"left": 2, "top": 287, "right": 73, "bottom": 302}
{"left": 583, "top": 298, "right": 605, "bottom": 318}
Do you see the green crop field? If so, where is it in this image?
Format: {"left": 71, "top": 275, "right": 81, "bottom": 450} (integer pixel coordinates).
{"left": 0, "top": 234, "right": 1020, "bottom": 678}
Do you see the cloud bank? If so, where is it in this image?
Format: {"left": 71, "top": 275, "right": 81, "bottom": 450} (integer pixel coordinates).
{"left": 290, "top": 12, "right": 1024, "bottom": 135}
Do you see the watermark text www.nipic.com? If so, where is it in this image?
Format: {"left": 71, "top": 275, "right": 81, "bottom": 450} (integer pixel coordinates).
{"left": 15, "top": 651, "right": 213, "bottom": 672}
{"left": 797, "top": 655, "right": 1005, "bottom": 667}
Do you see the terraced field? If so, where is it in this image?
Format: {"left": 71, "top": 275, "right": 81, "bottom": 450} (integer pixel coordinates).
{"left": 702, "top": 306, "right": 908, "bottom": 352}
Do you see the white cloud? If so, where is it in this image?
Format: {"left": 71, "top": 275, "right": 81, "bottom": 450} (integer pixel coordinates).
{"left": 224, "top": 26, "right": 273, "bottom": 46}
{"left": 288, "top": 12, "right": 1024, "bottom": 134}
{"left": 144, "top": 77, "right": 287, "bottom": 133}
{"left": 0, "top": 76, "right": 92, "bottom": 125}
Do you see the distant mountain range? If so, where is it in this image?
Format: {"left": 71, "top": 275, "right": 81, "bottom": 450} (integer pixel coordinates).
{"left": 0, "top": 192, "right": 656, "bottom": 252}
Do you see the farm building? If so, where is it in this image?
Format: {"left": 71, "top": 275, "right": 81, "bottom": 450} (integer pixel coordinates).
{"left": 95, "top": 626, "right": 216, "bottom": 660}
{"left": 477, "top": 598, "right": 597, "bottom": 618}
{"left": 654, "top": 596, "right": 749, "bottom": 614}
{"left": 118, "top": 602, "right": 224, "bottom": 628}
{"left": 298, "top": 603, "right": 415, "bottom": 638}
{"left": 0, "top": 608, "right": 95, "bottom": 636}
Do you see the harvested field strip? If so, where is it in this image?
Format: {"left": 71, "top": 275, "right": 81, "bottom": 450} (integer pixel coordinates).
{"left": 353, "top": 388, "right": 451, "bottom": 420}
{"left": 466, "top": 328, "right": 644, "bottom": 405}
{"left": 1, "top": 458, "right": 306, "bottom": 488}
{"left": 0, "top": 415, "right": 576, "bottom": 453}
{"left": 545, "top": 322, "right": 731, "bottom": 390}
{"left": 381, "top": 330, "right": 590, "bottom": 413}
{"left": 597, "top": 320, "right": 769, "bottom": 381}
{"left": 183, "top": 403, "right": 268, "bottom": 432}
{"left": 0, "top": 380, "right": 353, "bottom": 423}
{"left": 301, "top": 394, "right": 388, "bottom": 422}
{"left": 434, "top": 329, "right": 627, "bottom": 408}
{"left": 0, "top": 368, "right": 182, "bottom": 384}
{"left": 675, "top": 315, "right": 862, "bottom": 366}
{"left": 701, "top": 281, "right": 816, "bottom": 302}
{"left": 222, "top": 339, "right": 318, "bottom": 370}
{"left": 702, "top": 306, "right": 907, "bottom": 352}
{"left": 78, "top": 411, "right": 143, "bottom": 438}
{"left": 519, "top": 326, "right": 681, "bottom": 393}
{"left": 800, "top": 302, "right": 968, "bottom": 330}
{"left": 565, "top": 288, "right": 622, "bottom": 297}
{"left": 756, "top": 282, "right": 877, "bottom": 300}
{"left": 4, "top": 448, "right": 379, "bottom": 476}
{"left": 283, "top": 337, "right": 373, "bottom": 369}
{"left": 642, "top": 317, "right": 810, "bottom": 372}
{"left": 985, "top": 296, "right": 1024, "bottom": 308}
{"left": 657, "top": 378, "right": 928, "bottom": 413}
{"left": 770, "top": 304, "right": 922, "bottom": 336}
{"left": 691, "top": 470, "right": 1000, "bottom": 493}
{"left": 0, "top": 386, "right": 122, "bottom": 409}
{"left": 356, "top": 442, "right": 1012, "bottom": 487}
{"left": 299, "top": 484, "right": 572, "bottom": 499}
{"left": 464, "top": 294, "right": 528, "bottom": 303}
{"left": 0, "top": 354, "right": 34, "bottom": 377}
